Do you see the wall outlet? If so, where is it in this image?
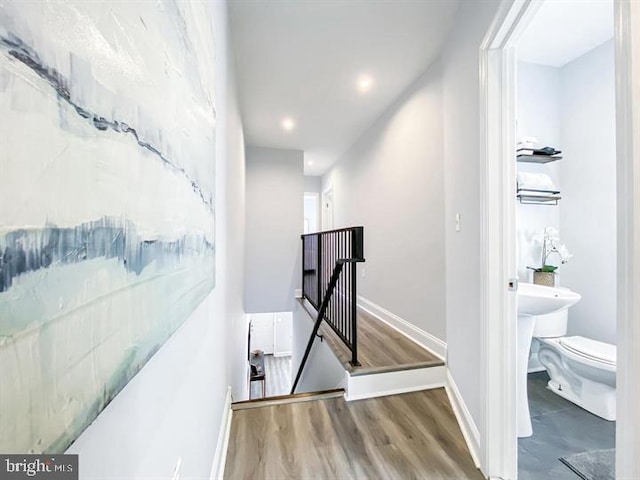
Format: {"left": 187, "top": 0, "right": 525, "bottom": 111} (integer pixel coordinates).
{"left": 361, "top": 267, "right": 366, "bottom": 278}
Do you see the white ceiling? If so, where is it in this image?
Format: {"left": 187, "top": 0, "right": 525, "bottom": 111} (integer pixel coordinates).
{"left": 518, "top": 0, "right": 613, "bottom": 68}
{"left": 228, "top": 0, "right": 459, "bottom": 176}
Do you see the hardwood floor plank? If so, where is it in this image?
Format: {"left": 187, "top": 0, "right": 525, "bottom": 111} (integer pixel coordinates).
{"left": 300, "top": 300, "right": 444, "bottom": 374}
{"left": 224, "top": 388, "right": 483, "bottom": 480}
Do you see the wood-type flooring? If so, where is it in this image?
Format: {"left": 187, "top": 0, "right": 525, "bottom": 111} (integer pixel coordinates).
{"left": 225, "top": 388, "right": 483, "bottom": 479}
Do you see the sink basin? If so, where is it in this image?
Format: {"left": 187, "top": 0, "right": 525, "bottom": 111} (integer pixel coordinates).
{"left": 516, "top": 282, "right": 581, "bottom": 437}
{"left": 517, "top": 282, "right": 582, "bottom": 316}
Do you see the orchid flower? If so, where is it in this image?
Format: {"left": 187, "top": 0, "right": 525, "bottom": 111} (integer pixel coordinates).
{"left": 539, "top": 227, "right": 571, "bottom": 269}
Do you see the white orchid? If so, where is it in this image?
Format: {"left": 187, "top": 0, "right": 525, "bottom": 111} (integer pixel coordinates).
{"left": 557, "top": 244, "right": 573, "bottom": 264}
{"left": 530, "top": 227, "right": 572, "bottom": 272}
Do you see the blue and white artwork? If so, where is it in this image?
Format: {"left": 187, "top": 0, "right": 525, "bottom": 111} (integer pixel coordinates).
{"left": 0, "top": 1, "right": 217, "bottom": 453}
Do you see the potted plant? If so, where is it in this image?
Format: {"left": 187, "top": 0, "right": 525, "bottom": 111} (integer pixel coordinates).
{"left": 528, "top": 227, "right": 572, "bottom": 287}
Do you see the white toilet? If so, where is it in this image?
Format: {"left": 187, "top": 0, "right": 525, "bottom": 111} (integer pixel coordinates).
{"left": 534, "top": 309, "right": 617, "bottom": 421}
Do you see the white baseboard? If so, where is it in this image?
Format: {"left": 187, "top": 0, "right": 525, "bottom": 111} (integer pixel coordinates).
{"left": 210, "top": 387, "right": 233, "bottom": 480}
{"left": 357, "top": 295, "right": 447, "bottom": 361}
{"left": 445, "top": 370, "right": 480, "bottom": 468}
{"left": 346, "top": 365, "right": 446, "bottom": 401}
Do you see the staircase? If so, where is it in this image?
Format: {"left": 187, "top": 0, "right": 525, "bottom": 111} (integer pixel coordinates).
{"left": 292, "top": 225, "right": 445, "bottom": 401}
{"left": 231, "top": 389, "right": 344, "bottom": 411}
{"left": 221, "top": 227, "right": 476, "bottom": 479}
{"left": 297, "top": 299, "right": 445, "bottom": 400}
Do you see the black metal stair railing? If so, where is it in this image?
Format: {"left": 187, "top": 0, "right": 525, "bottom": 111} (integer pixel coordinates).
{"left": 291, "top": 226, "right": 365, "bottom": 394}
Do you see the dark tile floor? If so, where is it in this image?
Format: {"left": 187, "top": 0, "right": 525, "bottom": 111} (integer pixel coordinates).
{"left": 518, "top": 371, "right": 616, "bottom": 480}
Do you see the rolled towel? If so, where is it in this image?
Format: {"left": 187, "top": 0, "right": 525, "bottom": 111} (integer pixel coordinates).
{"left": 517, "top": 172, "right": 556, "bottom": 191}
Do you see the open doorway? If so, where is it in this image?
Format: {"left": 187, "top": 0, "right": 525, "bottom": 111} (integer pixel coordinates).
{"left": 514, "top": 2, "right": 616, "bottom": 478}
{"left": 247, "top": 312, "right": 293, "bottom": 399}
{"left": 304, "top": 192, "right": 319, "bottom": 234}
{"left": 479, "top": 1, "right": 640, "bottom": 479}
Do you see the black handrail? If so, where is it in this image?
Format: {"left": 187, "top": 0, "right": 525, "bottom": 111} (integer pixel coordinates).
{"left": 292, "top": 226, "right": 364, "bottom": 394}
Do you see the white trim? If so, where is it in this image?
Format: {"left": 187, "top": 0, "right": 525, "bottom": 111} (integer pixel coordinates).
{"left": 357, "top": 295, "right": 446, "bottom": 361}
{"left": 479, "top": 1, "right": 540, "bottom": 478}
{"left": 614, "top": 1, "right": 640, "bottom": 477}
{"left": 345, "top": 365, "right": 446, "bottom": 401}
{"left": 210, "top": 387, "right": 233, "bottom": 480}
{"left": 445, "top": 369, "right": 481, "bottom": 469}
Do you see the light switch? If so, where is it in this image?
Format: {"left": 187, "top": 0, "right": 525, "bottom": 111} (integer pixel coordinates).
{"left": 455, "top": 213, "right": 461, "bottom": 232}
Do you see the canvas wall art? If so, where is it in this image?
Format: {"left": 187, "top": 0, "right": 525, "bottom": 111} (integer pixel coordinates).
{"left": 0, "top": 0, "right": 217, "bottom": 453}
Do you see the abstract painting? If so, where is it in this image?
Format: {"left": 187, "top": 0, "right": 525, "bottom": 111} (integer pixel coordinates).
{"left": 0, "top": 1, "right": 217, "bottom": 453}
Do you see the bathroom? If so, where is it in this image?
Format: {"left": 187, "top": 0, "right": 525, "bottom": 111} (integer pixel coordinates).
{"left": 515, "top": 1, "right": 616, "bottom": 479}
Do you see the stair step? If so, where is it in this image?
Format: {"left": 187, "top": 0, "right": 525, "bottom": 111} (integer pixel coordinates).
{"left": 231, "top": 388, "right": 344, "bottom": 410}
{"left": 349, "top": 361, "right": 444, "bottom": 377}
{"left": 346, "top": 364, "right": 446, "bottom": 401}
{"left": 298, "top": 299, "right": 443, "bottom": 374}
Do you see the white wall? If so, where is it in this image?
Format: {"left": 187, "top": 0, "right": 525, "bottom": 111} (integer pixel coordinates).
{"left": 304, "top": 175, "right": 322, "bottom": 193}
{"left": 322, "top": 59, "right": 447, "bottom": 341}
{"left": 304, "top": 176, "right": 321, "bottom": 234}
{"left": 291, "top": 303, "right": 345, "bottom": 393}
{"left": 560, "top": 40, "right": 616, "bottom": 344}
{"left": 516, "top": 62, "right": 562, "bottom": 282}
{"left": 245, "top": 146, "right": 303, "bottom": 313}
{"left": 516, "top": 41, "right": 617, "bottom": 345}
{"left": 67, "top": 2, "right": 246, "bottom": 478}
{"left": 224, "top": 30, "right": 251, "bottom": 407}
{"left": 318, "top": 0, "right": 501, "bottom": 433}
{"left": 441, "top": 0, "right": 501, "bottom": 430}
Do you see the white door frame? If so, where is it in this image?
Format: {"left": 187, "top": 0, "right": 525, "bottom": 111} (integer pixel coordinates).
{"left": 613, "top": 1, "right": 640, "bottom": 477}
{"left": 479, "top": 1, "right": 640, "bottom": 478}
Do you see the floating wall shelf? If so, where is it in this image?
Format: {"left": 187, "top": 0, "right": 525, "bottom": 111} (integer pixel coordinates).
{"left": 517, "top": 188, "right": 561, "bottom": 206}
{"left": 517, "top": 154, "right": 562, "bottom": 164}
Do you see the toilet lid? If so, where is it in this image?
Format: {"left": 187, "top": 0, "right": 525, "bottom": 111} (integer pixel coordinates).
{"left": 559, "top": 336, "right": 617, "bottom": 366}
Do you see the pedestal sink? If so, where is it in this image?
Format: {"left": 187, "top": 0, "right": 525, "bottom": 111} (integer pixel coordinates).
{"left": 517, "top": 283, "right": 581, "bottom": 437}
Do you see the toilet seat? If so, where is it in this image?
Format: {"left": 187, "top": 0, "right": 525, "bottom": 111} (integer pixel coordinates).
{"left": 559, "top": 336, "right": 616, "bottom": 366}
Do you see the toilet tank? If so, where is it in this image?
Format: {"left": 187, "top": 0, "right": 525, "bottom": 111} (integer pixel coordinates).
{"left": 533, "top": 309, "right": 568, "bottom": 338}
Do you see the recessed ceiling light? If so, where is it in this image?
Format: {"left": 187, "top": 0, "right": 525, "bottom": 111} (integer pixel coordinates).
{"left": 357, "top": 74, "right": 374, "bottom": 93}
{"left": 281, "top": 117, "right": 295, "bottom": 131}
{"left": 307, "top": 160, "right": 314, "bottom": 166}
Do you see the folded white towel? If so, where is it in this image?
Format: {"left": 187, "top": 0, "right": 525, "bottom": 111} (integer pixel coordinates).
{"left": 517, "top": 172, "right": 556, "bottom": 191}
{"left": 517, "top": 136, "right": 539, "bottom": 149}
